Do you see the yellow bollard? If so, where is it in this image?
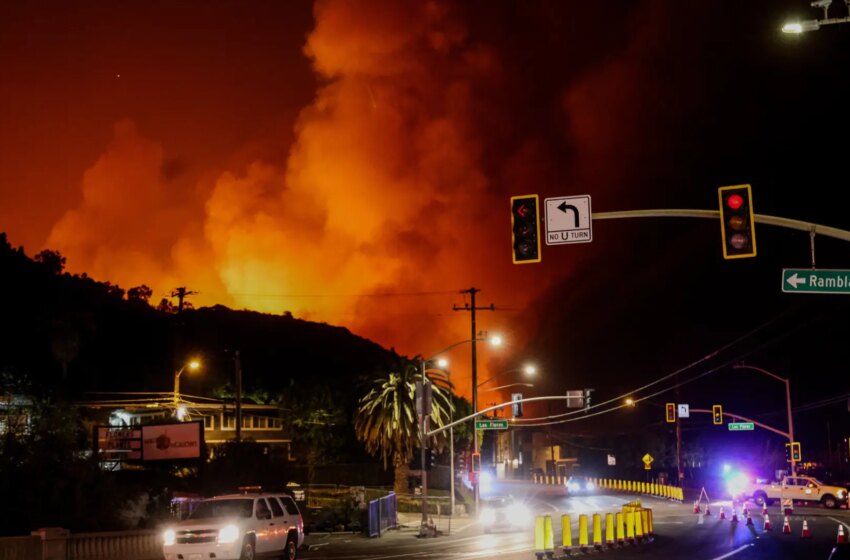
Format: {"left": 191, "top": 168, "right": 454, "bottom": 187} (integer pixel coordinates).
{"left": 635, "top": 508, "right": 644, "bottom": 540}
{"left": 651, "top": 483, "right": 656, "bottom": 495}
{"left": 561, "top": 514, "right": 572, "bottom": 550}
{"left": 643, "top": 509, "right": 652, "bottom": 535}
{"left": 605, "top": 512, "right": 615, "bottom": 545}
{"left": 626, "top": 511, "right": 635, "bottom": 542}
{"left": 678, "top": 487, "right": 684, "bottom": 501}
{"left": 544, "top": 515, "right": 554, "bottom": 552}
{"left": 578, "top": 514, "right": 589, "bottom": 550}
{"left": 592, "top": 513, "right": 602, "bottom": 548}
{"left": 616, "top": 511, "right": 625, "bottom": 543}
{"left": 534, "top": 515, "right": 545, "bottom": 552}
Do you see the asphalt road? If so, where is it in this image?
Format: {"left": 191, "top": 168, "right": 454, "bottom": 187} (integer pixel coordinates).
{"left": 299, "top": 480, "right": 850, "bottom": 560}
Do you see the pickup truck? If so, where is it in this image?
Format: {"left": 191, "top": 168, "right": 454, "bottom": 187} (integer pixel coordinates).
{"left": 737, "top": 475, "right": 848, "bottom": 509}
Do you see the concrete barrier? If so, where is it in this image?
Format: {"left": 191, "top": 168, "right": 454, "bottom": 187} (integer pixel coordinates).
{"left": 0, "top": 529, "right": 160, "bottom": 560}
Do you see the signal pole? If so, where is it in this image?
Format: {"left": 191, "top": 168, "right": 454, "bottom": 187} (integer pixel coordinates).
{"left": 453, "top": 287, "right": 495, "bottom": 513}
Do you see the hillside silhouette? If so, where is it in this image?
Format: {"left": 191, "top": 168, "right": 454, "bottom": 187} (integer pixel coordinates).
{"left": 0, "top": 232, "right": 397, "bottom": 400}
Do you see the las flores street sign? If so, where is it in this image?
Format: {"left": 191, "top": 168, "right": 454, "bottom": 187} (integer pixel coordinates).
{"left": 783, "top": 269, "right": 850, "bottom": 294}
{"left": 475, "top": 419, "right": 509, "bottom": 430}
{"left": 728, "top": 422, "right": 754, "bottom": 431}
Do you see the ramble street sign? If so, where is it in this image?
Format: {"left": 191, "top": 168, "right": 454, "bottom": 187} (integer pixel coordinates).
{"left": 782, "top": 269, "right": 850, "bottom": 294}
{"left": 728, "top": 422, "right": 755, "bottom": 431}
{"left": 544, "top": 195, "right": 592, "bottom": 245}
{"left": 475, "top": 419, "right": 509, "bottom": 430}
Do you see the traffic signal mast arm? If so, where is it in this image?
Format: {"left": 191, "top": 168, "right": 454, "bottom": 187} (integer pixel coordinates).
{"left": 591, "top": 209, "right": 850, "bottom": 243}
{"left": 425, "top": 395, "right": 578, "bottom": 437}
{"left": 688, "top": 408, "right": 790, "bottom": 439}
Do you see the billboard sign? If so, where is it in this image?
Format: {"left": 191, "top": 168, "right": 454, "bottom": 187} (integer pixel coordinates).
{"left": 95, "top": 426, "right": 142, "bottom": 461}
{"left": 142, "top": 421, "right": 203, "bottom": 460}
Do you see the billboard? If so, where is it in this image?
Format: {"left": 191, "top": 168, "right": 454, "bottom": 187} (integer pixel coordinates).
{"left": 95, "top": 426, "right": 143, "bottom": 461}
{"left": 142, "top": 421, "right": 204, "bottom": 460}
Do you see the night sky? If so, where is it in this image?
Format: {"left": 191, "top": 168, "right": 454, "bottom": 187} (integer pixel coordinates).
{"left": 1, "top": 1, "right": 849, "bottom": 461}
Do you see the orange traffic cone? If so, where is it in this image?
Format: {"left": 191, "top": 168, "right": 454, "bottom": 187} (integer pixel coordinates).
{"left": 782, "top": 516, "right": 792, "bottom": 534}
{"left": 704, "top": 504, "right": 712, "bottom": 516}
{"left": 719, "top": 506, "right": 726, "bottom": 520}
{"left": 801, "top": 519, "right": 811, "bottom": 539}
{"left": 742, "top": 504, "right": 749, "bottom": 517}
{"left": 746, "top": 511, "right": 754, "bottom": 526}
{"left": 761, "top": 503, "right": 768, "bottom": 516}
{"left": 693, "top": 501, "right": 701, "bottom": 514}
{"left": 783, "top": 499, "right": 794, "bottom": 517}
{"left": 731, "top": 507, "right": 739, "bottom": 523}
{"left": 838, "top": 524, "right": 847, "bottom": 544}
{"left": 763, "top": 514, "right": 772, "bottom": 531}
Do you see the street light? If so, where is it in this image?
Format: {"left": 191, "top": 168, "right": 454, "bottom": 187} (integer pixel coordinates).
{"left": 419, "top": 332, "right": 502, "bottom": 527}
{"left": 173, "top": 359, "right": 201, "bottom": 406}
{"left": 624, "top": 397, "right": 636, "bottom": 407}
{"left": 732, "top": 364, "right": 796, "bottom": 475}
{"left": 781, "top": 1, "right": 850, "bottom": 33}
{"left": 476, "top": 364, "right": 537, "bottom": 388}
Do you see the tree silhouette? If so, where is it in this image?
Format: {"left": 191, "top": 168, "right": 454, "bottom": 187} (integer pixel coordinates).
{"left": 127, "top": 285, "right": 153, "bottom": 303}
{"left": 354, "top": 357, "right": 453, "bottom": 494}
{"left": 34, "top": 249, "right": 66, "bottom": 275}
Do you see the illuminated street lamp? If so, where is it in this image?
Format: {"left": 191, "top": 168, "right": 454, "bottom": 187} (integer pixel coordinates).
{"left": 625, "top": 397, "right": 636, "bottom": 407}
{"left": 173, "top": 359, "right": 201, "bottom": 406}
{"left": 781, "top": 0, "right": 850, "bottom": 33}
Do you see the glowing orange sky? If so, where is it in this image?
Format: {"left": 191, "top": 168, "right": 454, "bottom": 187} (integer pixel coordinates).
{"left": 0, "top": 0, "right": 698, "bottom": 401}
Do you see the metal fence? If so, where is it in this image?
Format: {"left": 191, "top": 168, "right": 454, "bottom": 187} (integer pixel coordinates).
{"left": 367, "top": 492, "right": 398, "bottom": 537}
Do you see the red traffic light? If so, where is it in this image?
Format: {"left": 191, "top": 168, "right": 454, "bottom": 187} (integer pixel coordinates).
{"left": 665, "top": 403, "right": 676, "bottom": 423}
{"left": 726, "top": 194, "right": 744, "bottom": 210}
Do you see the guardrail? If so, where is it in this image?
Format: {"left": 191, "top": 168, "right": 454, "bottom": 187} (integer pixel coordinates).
{"left": 533, "top": 500, "right": 653, "bottom": 557}
{"left": 530, "top": 475, "right": 684, "bottom": 501}
{"left": 0, "top": 528, "right": 160, "bottom": 560}
{"left": 367, "top": 492, "right": 398, "bottom": 537}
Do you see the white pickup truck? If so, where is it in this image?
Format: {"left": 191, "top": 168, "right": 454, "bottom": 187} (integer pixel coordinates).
{"left": 737, "top": 475, "right": 848, "bottom": 509}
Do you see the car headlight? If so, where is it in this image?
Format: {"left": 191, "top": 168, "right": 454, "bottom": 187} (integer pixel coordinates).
{"left": 585, "top": 482, "right": 595, "bottom": 491}
{"left": 217, "top": 525, "right": 240, "bottom": 544}
{"left": 567, "top": 482, "right": 580, "bottom": 492}
{"left": 163, "top": 529, "right": 176, "bottom": 546}
{"left": 480, "top": 508, "right": 496, "bottom": 525}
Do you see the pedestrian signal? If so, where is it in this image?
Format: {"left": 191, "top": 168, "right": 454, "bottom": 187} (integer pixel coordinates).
{"left": 511, "top": 194, "right": 541, "bottom": 264}
{"left": 471, "top": 452, "right": 481, "bottom": 473}
{"left": 712, "top": 405, "right": 723, "bottom": 425}
{"left": 718, "top": 184, "right": 757, "bottom": 259}
{"left": 665, "top": 403, "right": 676, "bottom": 423}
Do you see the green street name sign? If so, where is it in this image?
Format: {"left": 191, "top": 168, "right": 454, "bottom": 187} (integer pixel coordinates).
{"left": 475, "top": 419, "right": 509, "bottom": 430}
{"left": 728, "top": 422, "right": 754, "bottom": 431}
{"left": 783, "top": 269, "right": 850, "bottom": 294}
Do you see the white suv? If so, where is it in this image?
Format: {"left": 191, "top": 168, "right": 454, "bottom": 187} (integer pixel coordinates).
{"left": 162, "top": 489, "right": 304, "bottom": 560}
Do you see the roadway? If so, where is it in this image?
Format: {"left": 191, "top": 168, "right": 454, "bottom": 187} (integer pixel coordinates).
{"left": 300, "top": 480, "right": 850, "bottom": 560}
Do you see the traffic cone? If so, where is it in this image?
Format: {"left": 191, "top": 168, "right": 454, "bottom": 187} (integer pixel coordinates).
{"left": 761, "top": 503, "right": 768, "bottom": 516}
{"left": 746, "top": 511, "right": 754, "bottom": 526}
{"left": 838, "top": 524, "right": 846, "bottom": 544}
{"left": 731, "top": 507, "right": 739, "bottom": 523}
{"left": 693, "top": 501, "right": 701, "bottom": 514}
{"left": 801, "top": 519, "right": 811, "bottom": 539}
{"left": 783, "top": 499, "right": 794, "bottom": 517}
{"left": 763, "top": 514, "right": 772, "bottom": 531}
{"left": 704, "top": 503, "right": 712, "bottom": 516}
{"left": 719, "top": 506, "right": 726, "bottom": 520}
{"left": 782, "top": 516, "right": 791, "bottom": 534}
{"left": 742, "top": 504, "right": 749, "bottom": 518}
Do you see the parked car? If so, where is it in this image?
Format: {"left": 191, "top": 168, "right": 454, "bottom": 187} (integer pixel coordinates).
{"left": 162, "top": 487, "right": 304, "bottom": 560}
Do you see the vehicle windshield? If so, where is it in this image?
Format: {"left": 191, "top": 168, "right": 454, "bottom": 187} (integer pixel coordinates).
{"left": 189, "top": 499, "right": 254, "bottom": 519}
{"left": 482, "top": 496, "right": 513, "bottom": 508}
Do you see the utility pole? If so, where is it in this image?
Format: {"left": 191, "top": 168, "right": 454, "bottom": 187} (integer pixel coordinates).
{"left": 235, "top": 350, "right": 242, "bottom": 443}
{"left": 171, "top": 286, "right": 198, "bottom": 314}
{"left": 452, "top": 287, "right": 495, "bottom": 513}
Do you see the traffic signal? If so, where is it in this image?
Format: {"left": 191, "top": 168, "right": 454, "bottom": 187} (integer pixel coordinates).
{"left": 785, "top": 443, "right": 792, "bottom": 463}
{"left": 712, "top": 405, "right": 723, "bottom": 425}
{"left": 427, "top": 449, "right": 436, "bottom": 471}
{"left": 791, "top": 442, "right": 801, "bottom": 462}
{"left": 511, "top": 194, "right": 541, "bottom": 264}
{"left": 718, "top": 184, "right": 757, "bottom": 259}
{"left": 471, "top": 452, "right": 481, "bottom": 473}
{"left": 665, "top": 403, "right": 676, "bottom": 423}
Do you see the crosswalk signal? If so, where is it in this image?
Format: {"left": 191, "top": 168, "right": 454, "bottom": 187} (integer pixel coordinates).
{"left": 511, "top": 194, "right": 541, "bottom": 264}
{"left": 718, "top": 184, "right": 757, "bottom": 259}
{"left": 471, "top": 452, "right": 481, "bottom": 473}
{"left": 712, "top": 405, "right": 723, "bottom": 425}
{"left": 791, "top": 442, "right": 801, "bottom": 462}
{"left": 665, "top": 403, "right": 676, "bottom": 423}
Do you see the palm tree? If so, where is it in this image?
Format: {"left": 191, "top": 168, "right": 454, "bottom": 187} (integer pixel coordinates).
{"left": 354, "top": 357, "right": 454, "bottom": 495}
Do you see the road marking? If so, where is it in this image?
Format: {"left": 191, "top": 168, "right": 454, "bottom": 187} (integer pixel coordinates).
{"left": 708, "top": 544, "right": 752, "bottom": 560}
{"left": 829, "top": 516, "right": 850, "bottom": 532}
